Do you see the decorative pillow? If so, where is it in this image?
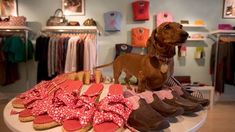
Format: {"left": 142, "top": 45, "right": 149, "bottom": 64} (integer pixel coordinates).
{"left": 131, "top": 27, "right": 150, "bottom": 47}
{"left": 104, "top": 11, "right": 122, "bottom": 32}
{"left": 132, "top": 0, "right": 150, "bottom": 21}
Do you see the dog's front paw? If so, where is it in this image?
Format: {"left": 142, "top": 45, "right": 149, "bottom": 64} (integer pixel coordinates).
{"left": 135, "top": 87, "right": 145, "bottom": 93}
{"left": 127, "top": 85, "right": 132, "bottom": 90}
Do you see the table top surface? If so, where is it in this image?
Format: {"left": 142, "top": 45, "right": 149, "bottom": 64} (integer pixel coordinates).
{"left": 3, "top": 84, "right": 207, "bottom": 132}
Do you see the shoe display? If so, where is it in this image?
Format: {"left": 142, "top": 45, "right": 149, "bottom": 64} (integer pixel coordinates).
{"left": 140, "top": 91, "right": 184, "bottom": 117}
{"left": 162, "top": 90, "right": 203, "bottom": 114}
{"left": 181, "top": 89, "right": 210, "bottom": 107}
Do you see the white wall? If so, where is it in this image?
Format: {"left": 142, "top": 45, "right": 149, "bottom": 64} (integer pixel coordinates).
{"left": 1, "top": 0, "right": 235, "bottom": 98}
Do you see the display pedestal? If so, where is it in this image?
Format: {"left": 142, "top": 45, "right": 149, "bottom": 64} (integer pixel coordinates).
{"left": 4, "top": 99, "right": 207, "bottom": 132}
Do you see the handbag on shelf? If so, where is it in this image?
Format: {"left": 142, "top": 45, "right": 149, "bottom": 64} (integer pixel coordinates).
{"left": 46, "top": 9, "right": 68, "bottom": 26}
{"left": 68, "top": 21, "right": 80, "bottom": 26}
{"left": 83, "top": 18, "right": 97, "bottom": 26}
{"left": 0, "top": 16, "right": 26, "bottom": 26}
{"left": 9, "top": 16, "right": 26, "bottom": 26}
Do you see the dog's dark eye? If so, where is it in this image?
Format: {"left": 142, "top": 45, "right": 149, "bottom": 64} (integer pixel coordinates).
{"left": 164, "top": 25, "right": 170, "bottom": 30}
{"left": 179, "top": 25, "right": 183, "bottom": 29}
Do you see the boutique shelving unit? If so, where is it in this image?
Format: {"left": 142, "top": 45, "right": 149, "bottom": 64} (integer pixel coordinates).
{"left": 182, "top": 24, "right": 208, "bottom": 42}
{"left": 182, "top": 24, "right": 207, "bottom": 28}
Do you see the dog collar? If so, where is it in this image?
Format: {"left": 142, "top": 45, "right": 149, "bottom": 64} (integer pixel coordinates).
{"left": 155, "top": 54, "right": 172, "bottom": 64}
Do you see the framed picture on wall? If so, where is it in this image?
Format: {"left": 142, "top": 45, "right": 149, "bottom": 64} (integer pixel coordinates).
{"left": 62, "top": 0, "right": 85, "bottom": 16}
{"left": 223, "top": 0, "right": 235, "bottom": 18}
{"left": 0, "top": 0, "right": 18, "bottom": 17}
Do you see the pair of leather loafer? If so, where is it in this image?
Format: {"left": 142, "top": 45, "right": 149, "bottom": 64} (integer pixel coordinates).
{"left": 140, "top": 91, "right": 184, "bottom": 117}
{"left": 150, "top": 94, "right": 184, "bottom": 117}
{"left": 181, "top": 89, "right": 210, "bottom": 107}
{"left": 167, "top": 76, "right": 210, "bottom": 107}
{"left": 163, "top": 90, "right": 203, "bottom": 114}
{"left": 124, "top": 91, "right": 170, "bottom": 131}
{"left": 128, "top": 98, "right": 170, "bottom": 132}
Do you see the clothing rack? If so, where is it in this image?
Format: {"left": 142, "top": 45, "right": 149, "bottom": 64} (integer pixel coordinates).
{"left": 209, "top": 30, "right": 235, "bottom": 91}
{"left": 0, "top": 26, "right": 31, "bottom": 89}
{"left": 39, "top": 26, "right": 98, "bottom": 75}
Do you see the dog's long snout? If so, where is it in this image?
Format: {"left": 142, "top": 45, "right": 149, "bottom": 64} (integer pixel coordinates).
{"left": 181, "top": 31, "right": 189, "bottom": 38}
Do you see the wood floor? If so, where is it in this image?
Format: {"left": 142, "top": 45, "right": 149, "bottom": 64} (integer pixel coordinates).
{"left": 1, "top": 101, "right": 235, "bottom": 132}
{"left": 199, "top": 102, "right": 235, "bottom": 132}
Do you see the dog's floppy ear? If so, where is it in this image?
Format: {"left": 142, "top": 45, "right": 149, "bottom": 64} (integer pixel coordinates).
{"left": 146, "top": 28, "right": 157, "bottom": 57}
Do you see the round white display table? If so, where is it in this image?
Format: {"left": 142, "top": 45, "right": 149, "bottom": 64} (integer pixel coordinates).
{"left": 4, "top": 99, "right": 207, "bottom": 132}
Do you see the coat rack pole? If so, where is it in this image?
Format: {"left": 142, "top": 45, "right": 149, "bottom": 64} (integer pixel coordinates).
{"left": 25, "top": 30, "right": 29, "bottom": 89}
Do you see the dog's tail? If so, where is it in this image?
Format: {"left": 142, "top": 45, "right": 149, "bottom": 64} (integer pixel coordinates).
{"left": 93, "top": 62, "right": 113, "bottom": 70}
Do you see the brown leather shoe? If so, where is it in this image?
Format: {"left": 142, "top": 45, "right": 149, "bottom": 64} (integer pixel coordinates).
{"left": 181, "top": 89, "right": 210, "bottom": 107}
{"left": 126, "top": 95, "right": 170, "bottom": 131}
{"left": 151, "top": 94, "right": 184, "bottom": 117}
{"left": 140, "top": 91, "right": 184, "bottom": 117}
{"left": 163, "top": 90, "right": 203, "bottom": 114}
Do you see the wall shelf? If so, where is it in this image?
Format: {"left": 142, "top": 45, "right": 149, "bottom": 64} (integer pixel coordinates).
{"left": 187, "top": 38, "right": 205, "bottom": 41}
{"left": 210, "top": 30, "right": 235, "bottom": 35}
{"left": 182, "top": 24, "right": 206, "bottom": 28}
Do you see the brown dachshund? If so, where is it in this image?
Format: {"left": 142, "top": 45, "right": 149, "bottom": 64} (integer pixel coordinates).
{"left": 95, "top": 22, "right": 188, "bottom": 92}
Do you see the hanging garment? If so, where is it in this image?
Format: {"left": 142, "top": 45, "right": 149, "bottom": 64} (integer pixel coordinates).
{"left": 2, "top": 36, "right": 33, "bottom": 63}
{"left": 131, "top": 27, "right": 150, "bottom": 47}
{"left": 104, "top": 11, "right": 122, "bottom": 32}
{"left": 47, "top": 37, "right": 54, "bottom": 77}
{"left": 35, "top": 36, "right": 51, "bottom": 83}
{"left": 4, "top": 61, "right": 19, "bottom": 85}
{"left": 89, "top": 35, "right": 97, "bottom": 72}
{"left": 0, "top": 38, "right": 6, "bottom": 85}
{"left": 132, "top": 0, "right": 150, "bottom": 21}
{"left": 65, "top": 37, "right": 79, "bottom": 73}
{"left": 76, "top": 39, "right": 84, "bottom": 71}
{"left": 0, "top": 37, "right": 20, "bottom": 85}
{"left": 84, "top": 35, "right": 97, "bottom": 72}
{"left": 56, "top": 37, "right": 66, "bottom": 74}
{"left": 210, "top": 41, "right": 235, "bottom": 93}
{"left": 156, "top": 12, "right": 173, "bottom": 27}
